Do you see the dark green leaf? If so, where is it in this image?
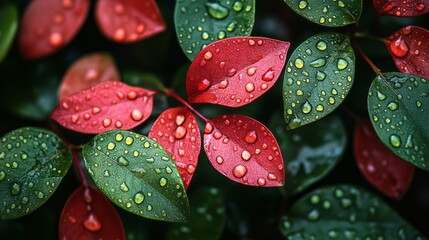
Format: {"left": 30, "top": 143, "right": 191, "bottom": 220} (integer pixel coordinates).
{"left": 284, "top": 0, "right": 362, "bottom": 27}
{"left": 283, "top": 32, "right": 355, "bottom": 129}
{"left": 0, "top": 127, "right": 72, "bottom": 219}
{"left": 0, "top": 3, "right": 18, "bottom": 63}
{"left": 280, "top": 184, "right": 426, "bottom": 239}
{"left": 82, "top": 130, "right": 189, "bottom": 222}
{"left": 174, "top": 0, "right": 255, "bottom": 60}
{"left": 122, "top": 71, "right": 167, "bottom": 91}
{"left": 368, "top": 72, "right": 429, "bottom": 171}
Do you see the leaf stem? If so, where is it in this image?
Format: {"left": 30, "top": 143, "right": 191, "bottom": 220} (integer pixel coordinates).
{"left": 72, "top": 149, "right": 88, "bottom": 188}
{"left": 163, "top": 89, "right": 209, "bottom": 122}
{"left": 354, "top": 31, "right": 386, "bottom": 43}
{"left": 354, "top": 43, "right": 385, "bottom": 78}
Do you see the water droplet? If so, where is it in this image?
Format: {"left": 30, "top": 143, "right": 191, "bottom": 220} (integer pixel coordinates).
{"left": 257, "top": 178, "right": 266, "bottom": 186}
{"left": 11, "top": 182, "right": 21, "bottom": 195}
{"left": 298, "top": 0, "right": 308, "bottom": 9}
{"left": 197, "top": 79, "right": 211, "bottom": 91}
{"left": 187, "top": 164, "right": 196, "bottom": 174}
{"left": 315, "top": 104, "right": 324, "bottom": 112}
{"left": 117, "top": 156, "right": 129, "bottom": 166}
{"left": 131, "top": 109, "right": 144, "bottom": 121}
{"left": 241, "top": 150, "right": 251, "bottom": 161}
{"left": 227, "top": 68, "right": 237, "bottom": 77}
{"left": 125, "top": 137, "right": 134, "bottom": 145}
{"left": 416, "top": 3, "right": 426, "bottom": 11}
{"left": 216, "top": 156, "right": 224, "bottom": 164}
{"left": 37, "top": 191, "right": 44, "bottom": 199}
{"left": 244, "top": 131, "right": 257, "bottom": 144}
{"left": 206, "top": 2, "right": 229, "bottom": 19}
{"left": 160, "top": 177, "right": 168, "bottom": 186}
{"left": 334, "top": 188, "right": 344, "bottom": 198}
{"left": 338, "top": 1, "right": 345, "bottom": 7}
{"left": 204, "top": 51, "right": 213, "bottom": 60}
{"left": 233, "top": 165, "right": 247, "bottom": 178}
{"left": 102, "top": 118, "right": 112, "bottom": 127}
{"left": 134, "top": 192, "right": 145, "bottom": 204}
{"left": 127, "top": 91, "right": 137, "bottom": 100}
{"left": 219, "top": 79, "right": 229, "bottom": 89}
{"left": 226, "top": 21, "right": 237, "bottom": 32}
{"left": 310, "top": 195, "right": 320, "bottom": 204}
{"left": 245, "top": 82, "right": 255, "bottom": 92}
{"left": 201, "top": 31, "right": 209, "bottom": 40}
{"left": 120, "top": 182, "right": 129, "bottom": 192}
{"left": 204, "top": 122, "right": 214, "bottom": 134}
{"left": 232, "top": 1, "right": 243, "bottom": 11}
{"left": 390, "top": 37, "right": 409, "bottom": 58}
{"left": 377, "top": 91, "right": 387, "bottom": 101}
{"left": 387, "top": 101, "right": 398, "bottom": 111}
{"left": 294, "top": 58, "right": 304, "bottom": 68}
{"left": 107, "top": 142, "right": 115, "bottom": 150}
{"left": 83, "top": 213, "right": 102, "bottom": 232}
{"left": 114, "top": 28, "right": 126, "bottom": 42}
{"left": 337, "top": 58, "right": 348, "bottom": 70}
{"left": 316, "top": 41, "right": 327, "bottom": 51}
{"left": 310, "top": 58, "right": 326, "bottom": 68}
{"left": 0, "top": 171, "right": 5, "bottom": 181}
{"left": 316, "top": 71, "right": 326, "bottom": 81}
{"left": 390, "top": 134, "right": 401, "bottom": 148}
{"left": 307, "top": 209, "right": 319, "bottom": 221}
{"left": 174, "top": 126, "right": 187, "bottom": 139}
{"left": 49, "top": 32, "right": 63, "bottom": 47}
{"left": 262, "top": 69, "right": 275, "bottom": 81}
{"left": 302, "top": 101, "right": 312, "bottom": 114}
{"left": 218, "top": 31, "right": 226, "bottom": 39}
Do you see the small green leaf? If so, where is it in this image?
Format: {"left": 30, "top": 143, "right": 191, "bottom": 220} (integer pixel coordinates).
{"left": 283, "top": 32, "right": 355, "bottom": 129}
{"left": 0, "top": 127, "right": 72, "bottom": 219}
{"left": 82, "top": 130, "right": 190, "bottom": 222}
{"left": 0, "top": 3, "right": 18, "bottom": 63}
{"left": 122, "top": 71, "right": 167, "bottom": 91}
{"left": 280, "top": 184, "right": 425, "bottom": 239}
{"left": 368, "top": 72, "right": 429, "bottom": 171}
{"left": 284, "top": 0, "right": 362, "bottom": 27}
{"left": 174, "top": 0, "right": 255, "bottom": 60}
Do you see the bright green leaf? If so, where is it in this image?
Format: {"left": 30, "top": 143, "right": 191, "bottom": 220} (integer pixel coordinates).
{"left": 0, "top": 127, "right": 72, "bottom": 220}
{"left": 82, "top": 130, "right": 190, "bottom": 222}
{"left": 280, "top": 184, "right": 425, "bottom": 239}
{"left": 283, "top": 32, "right": 355, "bottom": 129}
{"left": 368, "top": 72, "right": 429, "bottom": 171}
{"left": 0, "top": 3, "right": 18, "bottom": 63}
{"left": 284, "top": 0, "right": 362, "bottom": 27}
{"left": 174, "top": 0, "right": 255, "bottom": 60}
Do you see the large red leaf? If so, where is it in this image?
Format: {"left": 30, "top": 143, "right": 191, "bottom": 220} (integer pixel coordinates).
{"left": 372, "top": 0, "right": 429, "bottom": 16}
{"left": 51, "top": 81, "right": 154, "bottom": 134}
{"left": 354, "top": 119, "right": 415, "bottom": 199}
{"left": 385, "top": 26, "right": 429, "bottom": 79}
{"left": 58, "top": 52, "right": 120, "bottom": 100}
{"left": 204, "top": 114, "right": 284, "bottom": 186}
{"left": 148, "top": 107, "right": 201, "bottom": 190}
{"left": 186, "top": 37, "right": 290, "bottom": 107}
{"left": 19, "top": 0, "right": 90, "bottom": 59}
{"left": 59, "top": 186, "right": 125, "bottom": 240}
{"left": 95, "top": 0, "right": 166, "bottom": 43}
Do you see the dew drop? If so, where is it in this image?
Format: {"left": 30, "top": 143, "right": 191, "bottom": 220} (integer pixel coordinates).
{"left": 117, "top": 156, "right": 129, "bottom": 166}
{"left": 127, "top": 91, "right": 137, "bottom": 100}
{"left": 262, "top": 69, "right": 275, "bottom": 81}
{"left": 219, "top": 79, "right": 229, "bottom": 89}
{"left": 247, "top": 67, "right": 257, "bottom": 76}
{"left": 337, "top": 58, "right": 348, "bottom": 70}
{"left": 302, "top": 101, "right": 312, "bottom": 114}
{"left": 241, "top": 150, "right": 251, "bottom": 161}
{"left": 245, "top": 82, "right": 255, "bottom": 92}
{"left": 131, "top": 109, "right": 144, "bottom": 121}
{"left": 216, "top": 156, "right": 224, "bottom": 164}
{"left": 257, "top": 178, "right": 266, "bottom": 186}
{"left": 197, "top": 79, "right": 211, "bottom": 91}
{"left": 49, "top": 32, "right": 63, "bottom": 48}
{"left": 134, "top": 192, "right": 145, "bottom": 204}
{"left": 206, "top": 2, "right": 229, "bottom": 20}
{"left": 310, "top": 58, "right": 326, "bottom": 68}
{"left": 226, "top": 21, "right": 237, "bottom": 32}
{"left": 174, "top": 126, "right": 187, "bottom": 139}
{"left": 0, "top": 171, "right": 6, "bottom": 181}
{"left": 125, "top": 137, "right": 134, "bottom": 145}
{"left": 204, "top": 51, "right": 213, "bottom": 60}
{"left": 390, "top": 37, "right": 409, "bottom": 58}
{"left": 92, "top": 107, "right": 101, "bottom": 114}
{"left": 316, "top": 71, "right": 326, "bottom": 81}
{"left": 120, "top": 182, "right": 129, "bottom": 192}
{"left": 204, "top": 122, "right": 214, "bottom": 134}
{"left": 232, "top": 1, "right": 243, "bottom": 11}
{"left": 102, "top": 118, "right": 112, "bottom": 127}
{"left": 227, "top": 68, "right": 237, "bottom": 77}
{"left": 387, "top": 101, "right": 398, "bottom": 111}
{"left": 377, "top": 91, "right": 387, "bottom": 101}
{"left": 37, "top": 191, "right": 44, "bottom": 199}
{"left": 244, "top": 130, "right": 257, "bottom": 144}
{"left": 307, "top": 209, "right": 319, "bottom": 221}
{"left": 316, "top": 41, "right": 327, "bottom": 51}
{"left": 390, "top": 134, "right": 401, "bottom": 148}
{"left": 298, "top": 0, "right": 308, "bottom": 9}
{"left": 233, "top": 165, "right": 247, "bottom": 178}
{"left": 11, "top": 182, "right": 21, "bottom": 195}
{"left": 187, "top": 164, "right": 196, "bottom": 174}
{"left": 175, "top": 115, "right": 185, "bottom": 126}
{"left": 83, "top": 213, "right": 102, "bottom": 232}
{"left": 294, "top": 58, "right": 304, "bottom": 69}
{"left": 159, "top": 177, "right": 168, "bottom": 186}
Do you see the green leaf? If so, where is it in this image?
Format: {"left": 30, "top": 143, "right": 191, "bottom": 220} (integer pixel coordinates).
{"left": 270, "top": 113, "right": 346, "bottom": 196}
{"left": 280, "top": 184, "right": 426, "bottom": 239}
{"left": 284, "top": 0, "right": 362, "bottom": 27}
{"left": 0, "top": 3, "right": 18, "bottom": 63}
{"left": 82, "top": 130, "right": 190, "bottom": 222}
{"left": 368, "top": 72, "right": 429, "bottom": 171}
{"left": 174, "top": 0, "right": 255, "bottom": 60}
{"left": 283, "top": 32, "right": 355, "bottom": 129}
{"left": 0, "top": 127, "right": 72, "bottom": 220}
{"left": 166, "top": 188, "right": 226, "bottom": 240}
{"left": 122, "top": 71, "right": 167, "bottom": 91}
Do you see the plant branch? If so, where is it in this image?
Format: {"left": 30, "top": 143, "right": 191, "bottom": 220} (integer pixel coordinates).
{"left": 72, "top": 149, "right": 88, "bottom": 188}
{"left": 354, "top": 31, "right": 386, "bottom": 43}
{"left": 354, "top": 43, "right": 385, "bottom": 78}
{"left": 163, "top": 89, "right": 209, "bottom": 122}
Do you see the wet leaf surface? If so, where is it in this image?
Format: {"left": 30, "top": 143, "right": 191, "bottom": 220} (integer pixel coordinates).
{"left": 373, "top": 0, "right": 429, "bottom": 17}
{"left": 0, "top": 3, "right": 18, "bottom": 63}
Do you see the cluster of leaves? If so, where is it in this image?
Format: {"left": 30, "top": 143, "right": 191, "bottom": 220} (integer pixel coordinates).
{"left": 0, "top": 0, "right": 428, "bottom": 239}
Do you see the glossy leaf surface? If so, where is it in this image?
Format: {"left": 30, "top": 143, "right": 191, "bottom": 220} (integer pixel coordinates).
{"left": 19, "top": 0, "right": 90, "bottom": 59}
{"left": 0, "top": 127, "right": 72, "bottom": 219}
{"left": 386, "top": 26, "right": 429, "bottom": 79}
{"left": 187, "top": 37, "right": 290, "bottom": 107}
{"left": 175, "top": 0, "right": 255, "bottom": 60}
{"left": 373, "top": 0, "right": 429, "bottom": 16}
{"left": 284, "top": 0, "right": 362, "bottom": 27}
{"left": 368, "top": 72, "right": 429, "bottom": 171}
{"left": 0, "top": 3, "right": 18, "bottom": 63}
{"left": 58, "top": 52, "right": 120, "bottom": 100}
{"left": 59, "top": 186, "right": 125, "bottom": 240}
{"left": 149, "top": 107, "right": 201, "bottom": 190}
{"left": 280, "top": 185, "right": 425, "bottom": 239}
{"left": 96, "top": 0, "right": 166, "bottom": 43}
{"left": 82, "top": 130, "right": 189, "bottom": 222}
{"left": 283, "top": 32, "right": 355, "bottom": 129}
{"left": 354, "top": 119, "right": 415, "bottom": 199}
{"left": 204, "top": 114, "right": 284, "bottom": 186}
{"left": 51, "top": 81, "right": 154, "bottom": 134}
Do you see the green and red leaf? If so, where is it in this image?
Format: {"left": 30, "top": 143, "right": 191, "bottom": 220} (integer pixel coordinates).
{"left": 0, "top": 3, "right": 18, "bottom": 63}
{"left": 373, "top": 0, "right": 429, "bottom": 17}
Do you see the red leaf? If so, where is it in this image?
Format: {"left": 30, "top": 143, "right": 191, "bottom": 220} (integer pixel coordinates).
{"left": 354, "top": 119, "right": 415, "bottom": 199}
{"left": 51, "top": 81, "right": 155, "bottom": 134}
{"left": 58, "top": 52, "right": 120, "bottom": 100}
{"left": 186, "top": 37, "right": 290, "bottom": 107}
{"left": 148, "top": 107, "right": 201, "bottom": 190}
{"left": 385, "top": 26, "right": 429, "bottom": 79}
{"left": 95, "top": 0, "right": 166, "bottom": 43}
{"left": 59, "top": 186, "right": 125, "bottom": 240}
{"left": 372, "top": 0, "right": 429, "bottom": 16}
{"left": 19, "top": 0, "right": 90, "bottom": 59}
{"left": 203, "top": 114, "right": 284, "bottom": 187}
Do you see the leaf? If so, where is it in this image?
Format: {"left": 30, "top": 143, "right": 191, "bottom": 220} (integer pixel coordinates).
{"left": 95, "top": 0, "right": 166, "bottom": 43}
{"left": 0, "top": 127, "right": 72, "bottom": 219}
{"left": 386, "top": 26, "right": 429, "bottom": 79}
{"left": 149, "top": 107, "right": 201, "bottom": 190}
{"left": 58, "top": 52, "right": 120, "bottom": 100}
{"left": 122, "top": 71, "right": 167, "bottom": 91}
{"left": 203, "top": 114, "right": 284, "bottom": 187}
{"left": 59, "top": 186, "right": 125, "bottom": 240}
{"left": 19, "top": 0, "right": 90, "bottom": 59}
{"left": 51, "top": 81, "right": 155, "bottom": 134}
{"left": 187, "top": 36, "right": 290, "bottom": 107}
{"left": 175, "top": 0, "right": 255, "bottom": 60}
{"left": 270, "top": 113, "right": 346, "bottom": 196}
{"left": 354, "top": 119, "right": 415, "bottom": 199}
{"left": 283, "top": 32, "right": 355, "bottom": 129}
{"left": 166, "top": 188, "right": 226, "bottom": 240}
{"left": 279, "top": 184, "right": 425, "bottom": 239}
{"left": 284, "top": 0, "right": 362, "bottom": 27}
{"left": 372, "top": 0, "right": 429, "bottom": 17}
{"left": 82, "top": 130, "right": 189, "bottom": 222}
{"left": 0, "top": 3, "right": 18, "bottom": 63}
{"left": 368, "top": 72, "right": 429, "bottom": 171}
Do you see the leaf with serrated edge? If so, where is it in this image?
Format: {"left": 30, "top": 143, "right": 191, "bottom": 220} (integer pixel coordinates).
{"left": 82, "top": 130, "right": 189, "bottom": 222}
{"left": 0, "top": 3, "right": 18, "bottom": 63}
{"left": 373, "top": 0, "right": 429, "bottom": 17}
{"left": 51, "top": 81, "right": 155, "bottom": 134}
{"left": 283, "top": 32, "right": 355, "bottom": 129}
{"left": 204, "top": 114, "right": 284, "bottom": 187}
{"left": 0, "top": 127, "right": 72, "bottom": 220}
{"left": 368, "top": 72, "right": 429, "bottom": 171}
{"left": 187, "top": 36, "right": 290, "bottom": 107}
